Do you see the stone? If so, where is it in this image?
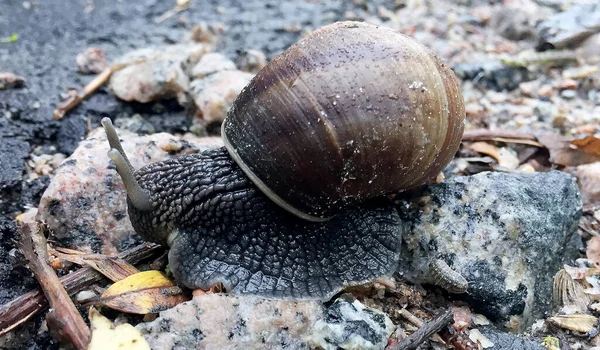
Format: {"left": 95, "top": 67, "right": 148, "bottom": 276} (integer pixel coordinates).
{"left": 191, "top": 53, "right": 237, "bottom": 79}
{"left": 305, "top": 295, "right": 395, "bottom": 350}
{"left": 478, "top": 326, "right": 545, "bottom": 350}
{"left": 536, "top": 3, "right": 600, "bottom": 50}
{"left": 137, "top": 294, "right": 323, "bottom": 349}
{"left": 576, "top": 162, "right": 600, "bottom": 206}
{"left": 453, "top": 61, "right": 534, "bottom": 92}
{"left": 190, "top": 70, "right": 254, "bottom": 124}
{"left": 397, "top": 171, "right": 582, "bottom": 329}
{"left": 76, "top": 47, "right": 108, "bottom": 75}
{"left": 110, "top": 43, "right": 211, "bottom": 103}
{"left": 36, "top": 127, "right": 223, "bottom": 254}
{"left": 236, "top": 49, "right": 267, "bottom": 73}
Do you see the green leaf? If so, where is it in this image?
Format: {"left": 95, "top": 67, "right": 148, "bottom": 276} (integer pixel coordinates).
{"left": 0, "top": 33, "right": 19, "bottom": 43}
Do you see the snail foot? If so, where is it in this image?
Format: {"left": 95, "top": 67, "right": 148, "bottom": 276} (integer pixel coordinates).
{"left": 168, "top": 199, "right": 402, "bottom": 300}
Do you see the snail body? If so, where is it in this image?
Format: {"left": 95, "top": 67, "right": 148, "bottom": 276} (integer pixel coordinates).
{"left": 102, "top": 21, "right": 465, "bottom": 299}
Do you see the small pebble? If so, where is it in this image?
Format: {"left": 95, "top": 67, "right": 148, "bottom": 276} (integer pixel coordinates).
{"left": 561, "top": 90, "right": 577, "bottom": 100}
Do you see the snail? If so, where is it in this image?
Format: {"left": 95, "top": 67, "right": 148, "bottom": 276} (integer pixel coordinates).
{"left": 101, "top": 21, "right": 465, "bottom": 300}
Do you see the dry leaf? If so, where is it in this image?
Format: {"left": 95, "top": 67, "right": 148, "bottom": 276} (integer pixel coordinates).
{"left": 537, "top": 134, "right": 600, "bottom": 166}
{"left": 563, "top": 264, "right": 591, "bottom": 280}
{"left": 548, "top": 314, "right": 597, "bottom": 332}
{"left": 99, "top": 270, "right": 188, "bottom": 314}
{"left": 542, "top": 336, "right": 561, "bottom": 350}
{"left": 552, "top": 269, "right": 590, "bottom": 313}
{"left": 88, "top": 308, "right": 150, "bottom": 350}
{"left": 52, "top": 247, "right": 139, "bottom": 282}
{"left": 468, "top": 329, "right": 494, "bottom": 348}
{"left": 466, "top": 142, "right": 520, "bottom": 169}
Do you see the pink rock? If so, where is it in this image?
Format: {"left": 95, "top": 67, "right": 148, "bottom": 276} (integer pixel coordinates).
{"left": 37, "top": 126, "right": 223, "bottom": 254}
{"left": 137, "top": 294, "right": 323, "bottom": 349}
{"left": 190, "top": 70, "right": 254, "bottom": 124}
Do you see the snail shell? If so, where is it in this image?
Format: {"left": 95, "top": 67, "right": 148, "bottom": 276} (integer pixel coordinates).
{"left": 223, "top": 21, "right": 465, "bottom": 221}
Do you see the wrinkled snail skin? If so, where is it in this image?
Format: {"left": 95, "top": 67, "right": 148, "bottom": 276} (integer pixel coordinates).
{"left": 105, "top": 137, "right": 402, "bottom": 300}
{"left": 101, "top": 21, "right": 466, "bottom": 299}
{"left": 224, "top": 21, "right": 465, "bottom": 221}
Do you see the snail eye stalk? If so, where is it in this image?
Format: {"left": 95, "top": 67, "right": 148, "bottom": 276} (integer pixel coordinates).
{"left": 102, "top": 118, "right": 153, "bottom": 211}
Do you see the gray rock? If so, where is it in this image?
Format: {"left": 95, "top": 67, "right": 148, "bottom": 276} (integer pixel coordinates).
{"left": 305, "top": 295, "right": 395, "bottom": 350}
{"left": 453, "top": 61, "right": 534, "bottom": 92}
{"left": 397, "top": 171, "right": 582, "bottom": 329}
{"left": 536, "top": 3, "right": 600, "bottom": 50}
{"left": 479, "top": 326, "right": 545, "bottom": 350}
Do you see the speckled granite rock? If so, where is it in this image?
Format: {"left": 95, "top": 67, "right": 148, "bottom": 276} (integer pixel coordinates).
{"left": 305, "top": 295, "right": 395, "bottom": 350}
{"left": 37, "top": 126, "right": 223, "bottom": 254}
{"left": 136, "top": 294, "right": 323, "bottom": 350}
{"left": 397, "top": 171, "right": 582, "bottom": 329}
{"left": 479, "top": 326, "right": 545, "bottom": 350}
{"left": 190, "top": 70, "right": 254, "bottom": 123}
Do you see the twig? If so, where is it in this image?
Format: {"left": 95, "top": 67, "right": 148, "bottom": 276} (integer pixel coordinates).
{"left": 154, "top": 0, "right": 190, "bottom": 23}
{"left": 389, "top": 309, "right": 454, "bottom": 350}
{"left": 17, "top": 210, "right": 90, "bottom": 349}
{"left": 397, "top": 308, "right": 445, "bottom": 344}
{"left": 53, "top": 59, "right": 148, "bottom": 120}
{"left": 462, "top": 129, "right": 543, "bottom": 147}
{"left": 0, "top": 241, "right": 163, "bottom": 337}
{"left": 53, "top": 67, "right": 112, "bottom": 120}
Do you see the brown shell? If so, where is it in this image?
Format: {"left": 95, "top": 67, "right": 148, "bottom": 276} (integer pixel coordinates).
{"left": 223, "top": 21, "right": 465, "bottom": 221}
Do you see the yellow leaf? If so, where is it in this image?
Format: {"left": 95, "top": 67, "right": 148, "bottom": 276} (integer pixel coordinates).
{"left": 99, "top": 270, "right": 188, "bottom": 314}
{"left": 548, "top": 314, "right": 597, "bottom": 333}
{"left": 88, "top": 308, "right": 150, "bottom": 350}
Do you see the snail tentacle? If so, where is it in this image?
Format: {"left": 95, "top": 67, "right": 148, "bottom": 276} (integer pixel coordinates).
{"left": 102, "top": 118, "right": 153, "bottom": 212}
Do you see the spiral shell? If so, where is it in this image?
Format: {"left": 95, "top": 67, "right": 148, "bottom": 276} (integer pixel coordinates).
{"left": 223, "top": 21, "right": 465, "bottom": 220}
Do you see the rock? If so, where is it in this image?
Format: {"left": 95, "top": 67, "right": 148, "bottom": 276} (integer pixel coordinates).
{"left": 190, "top": 70, "right": 254, "bottom": 124}
{"left": 137, "top": 294, "right": 323, "bottom": 349}
{"left": 397, "top": 171, "right": 582, "bottom": 329}
{"left": 305, "top": 295, "right": 395, "bottom": 350}
{"left": 236, "top": 49, "right": 267, "bottom": 73}
{"left": 191, "top": 53, "right": 237, "bottom": 79}
{"left": 478, "top": 326, "right": 545, "bottom": 350}
{"left": 37, "top": 126, "right": 223, "bottom": 253}
{"left": 0, "top": 72, "right": 26, "bottom": 90}
{"left": 0, "top": 137, "right": 29, "bottom": 214}
{"left": 576, "top": 162, "right": 600, "bottom": 206}
{"left": 110, "top": 43, "right": 211, "bottom": 103}
{"left": 453, "top": 61, "right": 533, "bottom": 92}
{"left": 113, "top": 114, "right": 156, "bottom": 135}
{"left": 536, "top": 3, "right": 600, "bottom": 50}
{"left": 488, "top": 6, "right": 537, "bottom": 41}
{"left": 76, "top": 47, "right": 108, "bottom": 75}
{"left": 560, "top": 89, "right": 577, "bottom": 100}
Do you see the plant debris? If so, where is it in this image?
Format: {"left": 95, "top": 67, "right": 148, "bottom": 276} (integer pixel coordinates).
{"left": 0, "top": 72, "right": 26, "bottom": 90}
{"left": 98, "top": 271, "right": 188, "bottom": 314}
{"left": 88, "top": 308, "right": 150, "bottom": 350}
